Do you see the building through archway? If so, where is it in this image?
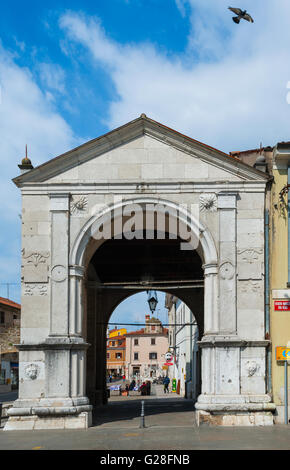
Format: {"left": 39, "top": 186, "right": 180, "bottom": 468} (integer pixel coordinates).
{"left": 5, "top": 115, "right": 275, "bottom": 430}
{"left": 84, "top": 233, "right": 204, "bottom": 408}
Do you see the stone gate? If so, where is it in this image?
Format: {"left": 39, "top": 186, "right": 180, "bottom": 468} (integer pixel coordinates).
{"left": 5, "top": 115, "right": 275, "bottom": 430}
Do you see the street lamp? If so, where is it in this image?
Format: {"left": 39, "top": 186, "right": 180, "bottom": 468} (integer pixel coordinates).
{"left": 147, "top": 290, "right": 158, "bottom": 314}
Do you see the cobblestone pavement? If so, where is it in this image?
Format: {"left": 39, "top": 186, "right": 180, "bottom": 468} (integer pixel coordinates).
{"left": 1, "top": 393, "right": 290, "bottom": 450}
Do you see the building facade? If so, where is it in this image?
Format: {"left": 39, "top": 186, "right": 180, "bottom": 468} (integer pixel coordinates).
{"left": 106, "top": 328, "right": 127, "bottom": 377}
{"left": 125, "top": 315, "right": 169, "bottom": 381}
{"left": 270, "top": 143, "right": 290, "bottom": 423}
{"left": 0, "top": 297, "right": 21, "bottom": 392}
{"left": 165, "top": 295, "right": 200, "bottom": 399}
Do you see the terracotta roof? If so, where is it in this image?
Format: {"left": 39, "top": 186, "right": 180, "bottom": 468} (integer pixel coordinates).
{"left": 125, "top": 328, "right": 145, "bottom": 336}
{"left": 230, "top": 146, "right": 273, "bottom": 157}
{"left": 0, "top": 297, "right": 21, "bottom": 310}
{"left": 125, "top": 327, "right": 168, "bottom": 336}
{"left": 277, "top": 141, "right": 290, "bottom": 149}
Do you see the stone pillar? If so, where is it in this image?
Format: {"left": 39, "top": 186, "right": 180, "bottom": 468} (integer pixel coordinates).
{"left": 217, "top": 192, "right": 237, "bottom": 334}
{"left": 203, "top": 263, "right": 219, "bottom": 334}
{"left": 86, "top": 283, "right": 98, "bottom": 405}
{"left": 4, "top": 194, "right": 92, "bottom": 431}
{"left": 69, "top": 265, "right": 85, "bottom": 337}
{"left": 195, "top": 192, "right": 276, "bottom": 426}
{"left": 49, "top": 193, "right": 69, "bottom": 337}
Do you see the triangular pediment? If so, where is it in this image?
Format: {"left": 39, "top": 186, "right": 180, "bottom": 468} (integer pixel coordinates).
{"left": 13, "top": 115, "right": 269, "bottom": 186}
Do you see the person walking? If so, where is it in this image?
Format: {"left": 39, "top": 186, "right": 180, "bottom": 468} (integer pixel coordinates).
{"left": 163, "top": 376, "right": 170, "bottom": 394}
{"left": 140, "top": 382, "right": 147, "bottom": 396}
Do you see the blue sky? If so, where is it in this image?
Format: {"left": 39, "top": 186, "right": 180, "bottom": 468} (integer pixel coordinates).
{"left": 1, "top": 0, "right": 290, "bottom": 325}
{"left": 110, "top": 291, "right": 169, "bottom": 333}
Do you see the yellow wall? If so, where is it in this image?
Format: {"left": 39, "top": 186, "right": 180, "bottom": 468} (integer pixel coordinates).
{"left": 109, "top": 328, "right": 127, "bottom": 338}
{"left": 270, "top": 165, "right": 290, "bottom": 411}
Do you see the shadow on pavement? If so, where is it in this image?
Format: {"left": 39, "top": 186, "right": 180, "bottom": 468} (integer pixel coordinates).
{"left": 92, "top": 397, "right": 196, "bottom": 427}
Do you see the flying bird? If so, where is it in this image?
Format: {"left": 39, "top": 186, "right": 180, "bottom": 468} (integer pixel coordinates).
{"left": 228, "top": 7, "right": 254, "bottom": 24}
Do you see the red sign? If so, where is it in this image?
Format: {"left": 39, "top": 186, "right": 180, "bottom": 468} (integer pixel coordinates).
{"left": 165, "top": 362, "right": 174, "bottom": 366}
{"left": 274, "top": 300, "right": 290, "bottom": 311}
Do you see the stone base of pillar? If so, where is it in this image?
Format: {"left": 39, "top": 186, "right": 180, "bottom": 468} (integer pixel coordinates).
{"left": 3, "top": 396, "right": 93, "bottom": 431}
{"left": 195, "top": 394, "right": 276, "bottom": 426}
{"left": 195, "top": 410, "right": 274, "bottom": 426}
{"left": 4, "top": 411, "right": 92, "bottom": 430}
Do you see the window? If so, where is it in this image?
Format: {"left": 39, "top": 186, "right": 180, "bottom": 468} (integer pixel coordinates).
{"left": 151, "top": 325, "right": 155, "bottom": 331}
{"left": 111, "top": 341, "right": 115, "bottom": 347}
{"left": 134, "top": 339, "right": 138, "bottom": 346}
{"left": 134, "top": 352, "right": 139, "bottom": 360}
{"left": 149, "top": 352, "right": 157, "bottom": 360}
{"left": 107, "top": 353, "right": 110, "bottom": 359}
{"left": 0, "top": 312, "right": 4, "bottom": 324}
{"left": 115, "top": 352, "right": 122, "bottom": 359}
{"left": 151, "top": 338, "right": 156, "bottom": 345}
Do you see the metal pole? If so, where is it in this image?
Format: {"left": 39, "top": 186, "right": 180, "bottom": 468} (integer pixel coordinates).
{"left": 285, "top": 361, "right": 288, "bottom": 425}
{"left": 140, "top": 400, "right": 145, "bottom": 428}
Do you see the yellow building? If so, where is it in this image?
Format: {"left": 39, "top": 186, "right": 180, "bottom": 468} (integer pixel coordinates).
{"left": 106, "top": 327, "right": 127, "bottom": 378}
{"left": 108, "top": 327, "right": 127, "bottom": 338}
{"left": 270, "top": 143, "right": 290, "bottom": 423}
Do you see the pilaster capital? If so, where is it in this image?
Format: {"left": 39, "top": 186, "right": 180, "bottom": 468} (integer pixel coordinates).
{"left": 49, "top": 193, "right": 70, "bottom": 211}
{"left": 217, "top": 192, "right": 238, "bottom": 209}
{"left": 69, "top": 265, "right": 85, "bottom": 278}
{"left": 202, "top": 263, "right": 218, "bottom": 275}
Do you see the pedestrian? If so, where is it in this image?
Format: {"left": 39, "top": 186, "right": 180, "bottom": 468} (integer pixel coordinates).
{"left": 140, "top": 382, "right": 147, "bottom": 396}
{"left": 146, "top": 381, "right": 151, "bottom": 396}
{"left": 129, "top": 379, "right": 136, "bottom": 391}
{"left": 163, "top": 376, "right": 170, "bottom": 394}
{"left": 109, "top": 375, "right": 112, "bottom": 383}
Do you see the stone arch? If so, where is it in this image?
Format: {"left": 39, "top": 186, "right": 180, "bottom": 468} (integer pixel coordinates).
{"left": 70, "top": 196, "right": 218, "bottom": 268}
{"left": 69, "top": 196, "right": 219, "bottom": 341}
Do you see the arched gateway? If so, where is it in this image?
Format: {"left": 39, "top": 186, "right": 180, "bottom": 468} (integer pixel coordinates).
{"left": 6, "top": 115, "right": 275, "bottom": 430}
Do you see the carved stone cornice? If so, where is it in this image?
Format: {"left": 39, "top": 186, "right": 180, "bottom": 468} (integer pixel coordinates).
{"left": 16, "top": 340, "right": 90, "bottom": 351}
{"left": 198, "top": 336, "right": 270, "bottom": 348}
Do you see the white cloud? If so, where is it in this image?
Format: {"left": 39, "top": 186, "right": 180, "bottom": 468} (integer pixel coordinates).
{"left": 110, "top": 292, "right": 168, "bottom": 330}
{"left": 0, "top": 44, "right": 80, "bottom": 287}
{"left": 59, "top": 3, "right": 290, "bottom": 153}
{"left": 38, "top": 62, "right": 66, "bottom": 93}
{"left": 175, "top": 0, "right": 187, "bottom": 18}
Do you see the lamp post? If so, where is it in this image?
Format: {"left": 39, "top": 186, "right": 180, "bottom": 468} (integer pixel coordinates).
{"left": 147, "top": 290, "right": 158, "bottom": 314}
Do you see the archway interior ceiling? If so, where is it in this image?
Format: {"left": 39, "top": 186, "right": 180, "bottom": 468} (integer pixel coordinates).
{"left": 90, "top": 232, "right": 203, "bottom": 284}
{"left": 88, "top": 232, "right": 204, "bottom": 332}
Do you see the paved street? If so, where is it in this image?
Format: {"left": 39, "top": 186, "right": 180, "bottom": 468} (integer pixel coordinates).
{"left": 0, "top": 391, "right": 18, "bottom": 403}
{"left": 1, "top": 390, "right": 290, "bottom": 450}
